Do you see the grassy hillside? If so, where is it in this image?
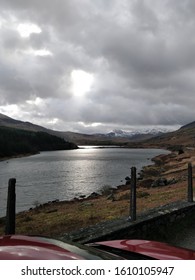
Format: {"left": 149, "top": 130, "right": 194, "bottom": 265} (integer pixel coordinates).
{"left": 0, "top": 126, "right": 78, "bottom": 158}
{"left": 124, "top": 122, "right": 195, "bottom": 151}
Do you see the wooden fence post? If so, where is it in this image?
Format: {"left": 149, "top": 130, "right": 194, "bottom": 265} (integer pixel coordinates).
{"left": 129, "top": 167, "right": 137, "bottom": 221}
{"left": 5, "top": 178, "right": 16, "bottom": 235}
{"left": 188, "top": 163, "right": 193, "bottom": 202}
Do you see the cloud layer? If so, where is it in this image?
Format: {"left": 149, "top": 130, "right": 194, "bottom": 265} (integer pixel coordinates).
{"left": 0, "top": 0, "right": 195, "bottom": 133}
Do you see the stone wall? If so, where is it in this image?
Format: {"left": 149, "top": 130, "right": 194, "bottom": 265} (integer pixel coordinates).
{"left": 60, "top": 201, "right": 195, "bottom": 245}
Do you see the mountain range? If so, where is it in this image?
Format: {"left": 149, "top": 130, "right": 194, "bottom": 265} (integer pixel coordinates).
{"left": 0, "top": 113, "right": 174, "bottom": 145}
{"left": 1, "top": 113, "right": 195, "bottom": 148}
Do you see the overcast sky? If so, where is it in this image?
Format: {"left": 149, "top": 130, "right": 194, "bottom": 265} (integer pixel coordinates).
{"left": 0, "top": 0, "right": 195, "bottom": 133}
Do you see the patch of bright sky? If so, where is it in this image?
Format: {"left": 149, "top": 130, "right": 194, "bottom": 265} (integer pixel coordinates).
{"left": 71, "top": 70, "right": 94, "bottom": 97}
{"left": 24, "top": 48, "right": 53, "bottom": 57}
{"left": 26, "top": 97, "right": 44, "bottom": 106}
{"left": 17, "top": 23, "right": 42, "bottom": 38}
{"left": 0, "top": 104, "right": 22, "bottom": 119}
{"left": 47, "top": 118, "right": 59, "bottom": 125}
{"left": 0, "top": 98, "right": 47, "bottom": 124}
{"left": 78, "top": 121, "right": 102, "bottom": 128}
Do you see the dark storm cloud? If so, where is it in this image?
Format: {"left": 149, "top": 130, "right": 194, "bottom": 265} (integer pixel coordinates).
{"left": 0, "top": 0, "right": 195, "bottom": 132}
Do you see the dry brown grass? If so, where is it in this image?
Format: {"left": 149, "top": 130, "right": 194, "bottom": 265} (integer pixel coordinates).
{"left": 0, "top": 182, "right": 192, "bottom": 237}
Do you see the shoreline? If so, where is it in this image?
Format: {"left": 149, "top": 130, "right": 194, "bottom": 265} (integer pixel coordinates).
{"left": 0, "top": 145, "right": 170, "bottom": 161}
{"left": 0, "top": 147, "right": 170, "bottom": 217}
{"left": 0, "top": 147, "right": 194, "bottom": 236}
{"left": 0, "top": 152, "right": 39, "bottom": 162}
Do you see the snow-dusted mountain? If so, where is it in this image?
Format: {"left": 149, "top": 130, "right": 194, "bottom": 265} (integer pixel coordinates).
{"left": 106, "top": 128, "right": 172, "bottom": 138}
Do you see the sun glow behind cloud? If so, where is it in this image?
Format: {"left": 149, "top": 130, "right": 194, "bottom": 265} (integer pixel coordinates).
{"left": 71, "top": 70, "right": 94, "bottom": 97}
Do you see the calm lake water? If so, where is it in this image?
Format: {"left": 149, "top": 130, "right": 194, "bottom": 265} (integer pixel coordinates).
{"left": 0, "top": 147, "right": 169, "bottom": 217}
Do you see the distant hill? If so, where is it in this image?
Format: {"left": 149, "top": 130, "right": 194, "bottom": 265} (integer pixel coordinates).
{"left": 0, "top": 113, "right": 49, "bottom": 132}
{"left": 0, "top": 113, "right": 162, "bottom": 145}
{"left": 179, "top": 121, "right": 195, "bottom": 130}
{"left": 0, "top": 126, "right": 78, "bottom": 159}
{"left": 0, "top": 113, "right": 176, "bottom": 145}
{"left": 131, "top": 121, "right": 195, "bottom": 150}
{"left": 0, "top": 113, "right": 115, "bottom": 145}
{"left": 0, "top": 113, "right": 78, "bottom": 158}
{"left": 1, "top": 113, "right": 195, "bottom": 149}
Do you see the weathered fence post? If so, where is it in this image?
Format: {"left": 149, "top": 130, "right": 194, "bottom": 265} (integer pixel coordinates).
{"left": 5, "top": 178, "right": 16, "bottom": 235}
{"left": 129, "top": 167, "right": 137, "bottom": 221}
{"left": 188, "top": 163, "right": 193, "bottom": 202}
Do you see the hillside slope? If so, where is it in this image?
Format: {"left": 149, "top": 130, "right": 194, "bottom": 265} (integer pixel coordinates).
{"left": 0, "top": 113, "right": 48, "bottom": 132}
{"left": 0, "top": 126, "right": 78, "bottom": 159}
{"left": 133, "top": 122, "right": 195, "bottom": 149}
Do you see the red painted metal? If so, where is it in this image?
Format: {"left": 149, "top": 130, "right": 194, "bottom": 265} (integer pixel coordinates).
{"left": 94, "top": 239, "right": 195, "bottom": 260}
{"left": 0, "top": 235, "right": 195, "bottom": 260}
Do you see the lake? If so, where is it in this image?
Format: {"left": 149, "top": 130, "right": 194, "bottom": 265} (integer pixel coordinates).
{"left": 0, "top": 147, "right": 169, "bottom": 217}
